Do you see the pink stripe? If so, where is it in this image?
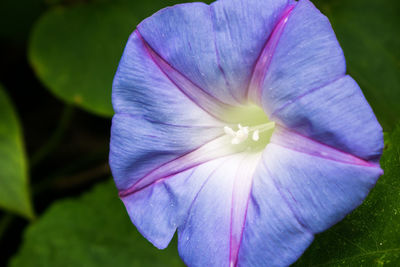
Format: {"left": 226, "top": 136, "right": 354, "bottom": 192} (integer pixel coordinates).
{"left": 137, "top": 30, "right": 237, "bottom": 123}
{"left": 229, "top": 154, "right": 261, "bottom": 267}
{"left": 271, "top": 126, "right": 381, "bottom": 169}
{"left": 119, "top": 134, "right": 244, "bottom": 198}
{"left": 247, "top": 4, "right": 295, "bottom": 104}
{"left": 227, "top": 6, "right": 297, "bottom": 265}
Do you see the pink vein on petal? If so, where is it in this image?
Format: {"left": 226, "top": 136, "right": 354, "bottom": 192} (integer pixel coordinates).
{"left": 271, "top": 126, "right": 382, "bottom": 170}
{"left": 136, "top": 30, "right": 237, "bottom": 122}
{"left": 229, "top": 153, "right": 262, "bottom": 267}
{"left": 246, "top": 4, "right": 295, "bottom": 104}
{"left": 118, "top": 134, "right": 243, "bottom": 198}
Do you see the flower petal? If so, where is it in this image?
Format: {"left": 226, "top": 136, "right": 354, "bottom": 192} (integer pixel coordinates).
{"left": 237, "top": 134, "right": 382, "bottom": 266}
{"left": 271, "top": 76, "right": 383, "bottom": 162}
{"left": 110, "top": 29, "right": 230, "bottom": 192}
{"left": 237, "top": 152, "right": 314, "bottom": 267}
{"left": 257, "top": 0, "right": 346, "bottom": 112}
{"left": 137, "top": 0, "right": 292, "bottom": 104}
{"left": 119, "top": 151, "right": 261, "bottom": 257}
{"left": 111, "top": 116, "right": 259, "bottom": 250}
{"left": 119, "top": 157, "right": 227, "bottom": 249}
{"left": 267, "top": 130, "right": 383, "bottom": 233}
{"left": 177, "top": 153, "right": 261, "bottom": 267}
{"left": 110, "top": 113, "right": 222, "bottom": 191}
{"left": 137, "top": 2, "right": 238, "bottom": 105}
{"left": 112, "top": 31, "right": 225, "bottom": 123}
{"left": 209, "top": 0, "right": 292, "bottom": 101}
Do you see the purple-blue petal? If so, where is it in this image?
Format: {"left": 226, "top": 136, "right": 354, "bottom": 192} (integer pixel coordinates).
{"left": 237, "top": 136, "right": 382, "bottom": 266}
{"left": 271, "top": 75, "right": 383, "bottom": 162}
{"left": 177, "top": 156, "right": 239, "bottom": 267}
{"left": 260, "top": 0, "right": 346, "bottom": 114}
{"left": 112, "top": 31, "right": 223, "bottom": 124}
{"left": 210, "top": 0, "right": 292, "bottom": 101}
{"left": 177, "top": 153, "right": 260, "bottom": 267}
{"left": 119, "top": 158, "right": 226, "bottom": 249}
{"left": 110, "top": 113, "right": 221, "bottom": 191}
{"left": 263, "top": 140, "right": 382, "bottom": 233}
{"left": 138, "top": 2, "right": 238, "bottom": 105}
{"left": 137, "top": 0, "right": 293, "bottom": 104}
{"left": 110, "top": 30, "right": 225, "bottom": 191}
{"left": 237, "top": 153, "right": 314, "bottom": 266}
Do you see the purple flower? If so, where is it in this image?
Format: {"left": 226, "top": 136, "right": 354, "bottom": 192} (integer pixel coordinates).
{"left": 109, "top": 0, "right": 383, "bottom": 266}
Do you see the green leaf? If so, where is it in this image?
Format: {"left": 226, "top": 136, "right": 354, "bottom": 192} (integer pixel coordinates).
{"left": 294, "top": 126, "right": 400, "bottom": 266}
{"left": 314, "top": 0, "right": 400, "bottom": 130}
{"left": 29, "top": 2, "right": 140, "bottom": 117}
{"left": 0, "top": 85, "right": 34, "bottom": 219}
{"left": 10, "top": 180, "right": 184, "bottom": 267}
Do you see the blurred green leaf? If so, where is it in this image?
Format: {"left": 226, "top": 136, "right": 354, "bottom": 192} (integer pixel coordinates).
{"left": 10, "top": 180, "right": 184, "bottom": 267}
{"left": 294, "top": 125, "right": 400, "bottom": 266}
{"left": 29, "top": 2, "right": 140, "bottom": 117}
{"left": 314, "top": 0, "right": 400, "bottom": 130}
{"left": 0, "top": 85, "right": 34, "bottom": 219}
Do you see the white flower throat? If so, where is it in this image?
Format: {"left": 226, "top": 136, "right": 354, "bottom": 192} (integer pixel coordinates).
{"left": 221, "top": 104, "right": 275, "bottom": 151}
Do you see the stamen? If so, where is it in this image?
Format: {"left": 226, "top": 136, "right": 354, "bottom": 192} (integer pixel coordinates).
{"left": 224, "top": 124, "right": 249, "bottom": 145}
{"left": 252, "top": 130, "right": 259, "bottom": 141}
{"left": 223, "top": 122, "right": 275, "bottom": 145}
{"left": 224, "top": 126, "right": 236, "bottom": 136}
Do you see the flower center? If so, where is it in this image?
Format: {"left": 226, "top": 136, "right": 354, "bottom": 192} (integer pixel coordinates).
{"left": 223, "top": 104, "right": 275, "bottom": 152}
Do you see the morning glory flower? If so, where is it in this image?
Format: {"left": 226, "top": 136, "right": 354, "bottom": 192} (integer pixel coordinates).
{"left": 109, "top": 0, "right": 383, "bottom": 266}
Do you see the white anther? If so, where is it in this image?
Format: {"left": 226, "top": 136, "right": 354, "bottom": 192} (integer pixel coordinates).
{"left": 252, "top": 130, "right": 260, "bottom": 141}
{"left": 236, "top": 127, "right": 248, "bottom": 138}
{"left": 224, "top": 122, "right": 275, "bottom": 145}
{"left": 224, "top": 126, "right": 235, "bottom": 136}
{"left": 224, "top": 124, "right": 249, "bottom": 145}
